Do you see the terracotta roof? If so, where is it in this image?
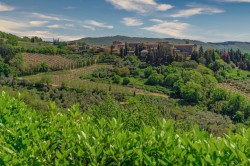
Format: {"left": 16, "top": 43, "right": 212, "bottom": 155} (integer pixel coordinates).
{"left": 127, "top": 42, "right": 141, "bottom": 44}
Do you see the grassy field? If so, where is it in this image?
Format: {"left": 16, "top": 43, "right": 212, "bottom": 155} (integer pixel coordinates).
{"left": 218, "top": 68, "right": 250, "bottom": 99}
{"left": 21, "top": 64, "right": 169, "bottom": 98}
{"left": 220, "top": 81, "right": 250, "bottom": 100}
{"left": 21, "top": 63, "right": 250, "bottom": 100}
{"left": 226, "top": 69, "right": 250, "bottom": 80}
{"left": 227, "top": 79, "right": 250, "bottom": 92}
{"left": 23, "top": 53, "right": 76, "bottom": 68}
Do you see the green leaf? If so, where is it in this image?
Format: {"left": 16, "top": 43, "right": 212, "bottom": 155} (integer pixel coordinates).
{"left": 56, "top": 150, "right": 63, "bottom": 159}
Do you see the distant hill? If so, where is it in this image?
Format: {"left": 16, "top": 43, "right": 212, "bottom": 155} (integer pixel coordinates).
{"left": 76, "top": 36, "right": 250, "bottom": 53}
{"left": 75, "top": 35, "right": 165, "bottom": 45}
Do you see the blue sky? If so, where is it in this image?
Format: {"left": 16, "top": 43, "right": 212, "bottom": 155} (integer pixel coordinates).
{"left": 0, "top": 0, "right": 250, "bottom": 42}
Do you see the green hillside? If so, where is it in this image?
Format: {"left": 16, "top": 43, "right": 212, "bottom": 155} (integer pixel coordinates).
{"left": 207, "top": 41, "right": 250, "bottom": 53}
{"left": 77, "top": 36, "right": 250, "bottom": 53}
{"left": 1, "top": 92, "right": 250, "bottom": 165}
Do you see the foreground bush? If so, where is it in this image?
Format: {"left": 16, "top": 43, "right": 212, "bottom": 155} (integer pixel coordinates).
{"left": 0, "top": 92, "right": 250, "bottom": 165}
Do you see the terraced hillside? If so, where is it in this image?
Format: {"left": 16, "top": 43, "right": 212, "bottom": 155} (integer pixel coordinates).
{"left": 220, "top": 79, "right": 250, "bottom": 99}
{"left": 21, "top": 64, "right": 169, "bottom": 99}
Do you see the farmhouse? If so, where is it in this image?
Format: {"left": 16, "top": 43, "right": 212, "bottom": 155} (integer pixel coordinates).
{"left": 174, "top": 44, "right": 197, "bottom": 56}
{"left": 79, "top": 45, "right": 91, "bottom": 52}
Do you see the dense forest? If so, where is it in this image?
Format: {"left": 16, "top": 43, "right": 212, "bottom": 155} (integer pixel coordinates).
{"left": 0, "top": 31, "right": 250, "bottom": 164}
{"left": 119, "top": 42, "right": 250, "bottom": 72}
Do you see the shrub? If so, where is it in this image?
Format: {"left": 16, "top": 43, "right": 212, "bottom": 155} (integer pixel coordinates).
{"left": 144, "top": 66, "right": 155, "bottom": 78}
{"left": 182, "top": 60, "right": 199, "bottom": 69}
{"left": 0, "top": 93, "right": 250, "bottom": 165}
{"left": 146, "top": 73, "right": 163, "bottom": 86}
{"left": 180, "top": 81, "right": 204, "bottom": 103}
{"left": 38, "top": 75, "right": 52, "bottom": 86}
{"left": 164, "top": 73, "right": 181, "bottom": 87}
{"left": 132, "top": 68, "right": 140, "bottom": 77}
{"left": 114, "top": 67, "right": 130, "bottom": 77}
{"left": 0, "top": 60, "right": 12, "bottom": 77}
{"left": 122, "top": 77, "right": 130, "bottom": 85}
{"left": 113, "top": 75, "right": 122, "bottom": 84}
{"left": 36, "top": 62, "right": 50, "bottom": 72}
{"left": 92, "top": 68, "right": 111, "bottom": 78}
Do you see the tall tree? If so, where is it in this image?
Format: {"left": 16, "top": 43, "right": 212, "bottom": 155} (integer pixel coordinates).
{"left": 191, "top": 50, "right": 199, "bottom": 63}
{"left": 199, "top": 46, "right": 204, "bottom": 58}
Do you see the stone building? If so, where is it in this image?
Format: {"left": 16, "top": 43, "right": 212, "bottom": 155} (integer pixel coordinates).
{"left": 174, "top": 44, "right": 197, "bottom": 55}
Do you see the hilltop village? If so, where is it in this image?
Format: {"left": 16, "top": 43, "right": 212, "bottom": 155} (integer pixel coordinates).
{"left": 112, "top": 41, "right": 197, "bottom": 56}
{"left": 78, "top": 41, "right": 197, "bottom": 57}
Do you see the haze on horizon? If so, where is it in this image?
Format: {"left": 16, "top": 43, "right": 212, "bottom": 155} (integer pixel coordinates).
{"left": 0, "top": 0, "right": 250, "bottom": 42}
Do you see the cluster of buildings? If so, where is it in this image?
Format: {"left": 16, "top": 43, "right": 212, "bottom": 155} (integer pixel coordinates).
{"left": 75, "top": 40, "right": 197, "bottom": 56}
{"left": 78, "top": 45, "right": 107, "bottom": 53}
{"left": 112, "top": 41, "right": 197, "bottom": 56}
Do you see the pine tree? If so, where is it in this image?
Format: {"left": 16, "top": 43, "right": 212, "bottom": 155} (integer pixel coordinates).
{"left": 199, "top": 46, "right": 204, "bottom": 58}
{"left": 124, "top": 42, "right": 128, "bottom": 56}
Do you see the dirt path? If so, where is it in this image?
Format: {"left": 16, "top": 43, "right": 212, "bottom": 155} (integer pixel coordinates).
{"left": 52, "top": 81, "right": 169, "bottom": 99}
{"left": 137, "top": 93, "right": 168, "bottom": 99}
{"left": 127, "top": 89, "right": 169, "bottom": 99}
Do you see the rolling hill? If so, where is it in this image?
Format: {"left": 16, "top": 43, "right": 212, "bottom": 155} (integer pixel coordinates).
{"left": 75, "top": 35, "right": 165, "bottom": 45}
{"left": 76, "top": 35, "right": 250, "bottom": 53}
{"left": 1, "top": 30, "right": 250, "bottom": 53}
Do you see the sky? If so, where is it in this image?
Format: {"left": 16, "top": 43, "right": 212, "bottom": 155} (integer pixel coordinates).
{"left": 0, "top": 0, "right": 250, "bottom": 42}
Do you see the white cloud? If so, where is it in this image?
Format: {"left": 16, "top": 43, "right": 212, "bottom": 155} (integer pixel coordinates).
{"left": 84, "top": 20, "right": 114, "bottom": 29}
{"left": 106, "top": 0, "right": 173, "bottom": 14}
{"left": 21, "top": 31, "right": 81, "bottom": 41}
{"left": 0, "top": 19, "right": 49, "bottom": 37}
{"left": 65, "top": 24, "right": 75, "bottom": 28}
{"left": 0, "top": 2, "right": 15, "bottom": 11}
{"left": 170, "top": 5, "right": 224, "bottom": 18}
{"left": 47, "top": 24, "right": 76, "bottom": 30}
{"left": 31, "top": 13, "right": 61, "bottom": 21}
{"left": 149, "top": 19, "right": 164, "bottom": 23}
{"left": 47, "top": 24, "right": 60, "bottom": 28}
{"left": 29, "top": 21, "right": 49, "bottom": 27}
{"left": 142, "top": 19, "right": 199, "bottom": 39}
{"left": 156, "top": 4, "right": 172, "bottom": 11}
{"left": 64, "top": 6, "right": 76, "bottom": 10}
{"left": 82, "top": 25, "right": 95, "bottom": 31}
{"left": 54, "top": 34, "right": 82, "bottom": 41}
{"left": 121, "top": 17, "right": 143, "bottom": 26}
{"left": 21, "top": 31, "right": 53, "bottom": 38}
{"left": 0, "top": 19, "right": 27, "bottom": 33}
{"left": 0, "top": 19, "right": 82, "bottom": 41}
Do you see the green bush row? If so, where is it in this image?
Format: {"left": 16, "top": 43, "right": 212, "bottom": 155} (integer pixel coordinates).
{"left": 0, "top": 92, "right": 249, "bottom": 165}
